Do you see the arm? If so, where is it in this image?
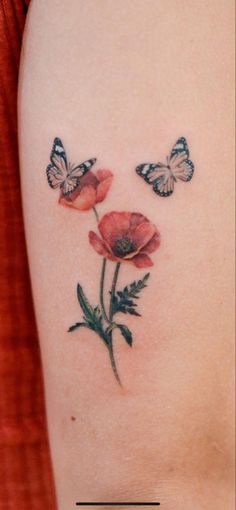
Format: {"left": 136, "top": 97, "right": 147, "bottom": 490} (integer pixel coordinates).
{"left": 18, "top": 1, "right": 235, "bottom": 508}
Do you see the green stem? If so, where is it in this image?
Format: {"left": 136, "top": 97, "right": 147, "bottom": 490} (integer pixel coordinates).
{"left": 107, "top": 339, "right": 122, "bottom": 386}
{"left": 92, "top": 206, "right": 99, "bottom": 223}
{"left": 107, "top": 263, "right": 122, "bottom": 385}
{"left": 109, "top": 262, "right": 121, "bottom": 321}
{"left": 92, "top": 206, "right": 122, "bottom": 385}
{"left": 100, "top": 258, "right": 109, "bottom": 322}
{"left": 93, "top": 206, "right": 109, "bottom": 322}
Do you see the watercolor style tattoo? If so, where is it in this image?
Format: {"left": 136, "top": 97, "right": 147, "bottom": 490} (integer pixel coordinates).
{"left": 136, "top": 137, "right": 194, "bottom": 197}
{"left": 46, "top": 136, "right": 194, "bottom": 385}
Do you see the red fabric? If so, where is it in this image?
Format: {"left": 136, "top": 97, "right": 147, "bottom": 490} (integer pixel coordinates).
{"left": 0, "top": 1, "right": 57, "bottom": 508}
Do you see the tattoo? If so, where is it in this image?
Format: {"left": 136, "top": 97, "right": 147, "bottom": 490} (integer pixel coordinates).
{"left": 46, "top": 136, "right": 194, "bottom": 386}
{"left": 72, "top": 209, "right": 160, "bottom": 386}
{"left": 46, "top": 138, "right": 96, "bottom": 196}
{"left": 136, "top": 137, "right": 194, "bottom": 197}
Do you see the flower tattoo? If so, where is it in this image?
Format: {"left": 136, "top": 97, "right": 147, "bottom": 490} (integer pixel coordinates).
{"left": 59, "top": 169, "right": 113, "bottom": 211}
{"left": 89, "top": 212, "right": 160, "bottom": 268}
{"left": 46, "top": 137, "right": 160, "bottom": 385}
{"left": 46, "top": 136, "right": 194, "bottom": 386}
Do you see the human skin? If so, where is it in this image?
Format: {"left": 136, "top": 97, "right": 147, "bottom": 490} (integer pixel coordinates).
{"left": 18, "top": 1, "right": 235, "bottom": 509}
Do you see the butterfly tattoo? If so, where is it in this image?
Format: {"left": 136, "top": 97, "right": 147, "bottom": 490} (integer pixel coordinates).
{"left": 46, "top": 138, "right": 96, "bottom": 196}
{"left": 136, "top": 137, "right": 194, "bottom": 197}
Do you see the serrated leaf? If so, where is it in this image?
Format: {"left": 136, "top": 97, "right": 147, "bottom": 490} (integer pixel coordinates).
{"left": 68, "top": 322, "right": 90, "bottom": 332}
{"left": 112, "top": 272, "right": 150, "bottom": 317}
{"left": 122, "top": 298, "right": 137, "bottom": 307}
{"left": 124, "top": 307, "right": 141, "bottom": 317}
{"left": 117, "top": 324, "right": 133, "bottom": 346}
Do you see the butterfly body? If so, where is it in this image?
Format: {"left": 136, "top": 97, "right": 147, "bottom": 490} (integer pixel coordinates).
{"left": 136, "top": 137, "right": 194, "bottom": 197}
{"left": 46, "top": 138, "right": 96, "bottom": 196}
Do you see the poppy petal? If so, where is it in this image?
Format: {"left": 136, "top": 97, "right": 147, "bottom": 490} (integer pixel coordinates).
{"left": 99, "top": 212, "right": 131, "bottom": 244}
{"left": 96, "top": 175, "right": 113, "bottom": 204}
{"left": 132, "top": 253, "right": 153, "bottom": 268}
{"left": 143, "top": 231, "right": 161, "bottom": 254}
{"left": 131, "top": 222, "right": 156, "bottom": 249}
{"left": 96, "top": 169, "right": 113, "bottom": 182}
{"left": 79, "top": 171, "right": 98, "bottom": 188}
{"left": 89, "top": 231, "right": 111, "bottom": 257}
{"left": 129, "top": 213, "right": 149, "bottom": 230}
{"left": 71, "top": 185, "right": 96, "bottom": 211}
{"left": 59, "top": 193, "right": 74, "bottom": 208}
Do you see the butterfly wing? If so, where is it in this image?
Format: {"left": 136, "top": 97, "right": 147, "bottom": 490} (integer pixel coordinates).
{"left": 46, "top": 138, "right": 97, "bottom": 196}
{"left": 136, "top": 163, "right": 175, "bottom": 197}
{"left": 170, "top": 136, "right": 189, "bottom": 158}
{"left": 61, "top": 158, "right": 97, "bottom": 196}
{"left": 69, "top": 158, "right": 97, "bottom": 178}
{"left": 136, "top": 137, "right": 194, "bottom": 198}
{"left": 46, "top": 138, "right": 68, "bottom": 189}
{"left": 152, "top": 174, "right": 175, "bottom": 197}
{"left": 136, "top": 163, "right": 167, "bottom": 183}
{"left": 170, "top": 137, "right": 194, "bottom": 182}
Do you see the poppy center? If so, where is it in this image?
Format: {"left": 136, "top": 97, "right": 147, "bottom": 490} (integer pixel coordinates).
{"left": 113, "top": 236, "right": 135, "bottom": 257}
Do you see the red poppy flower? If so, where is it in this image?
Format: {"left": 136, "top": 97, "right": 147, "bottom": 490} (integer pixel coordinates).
{"left": 59, "top": 169, "right": 113, "bottom": 211}
{"left": 89, "top": 211, "right": 160, "bottom": 268}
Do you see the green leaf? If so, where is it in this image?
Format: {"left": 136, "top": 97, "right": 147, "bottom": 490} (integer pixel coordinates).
{"left": 77, "top": 284, "right": 104, "bottom": 325}
{"left": 127, "top": 272, "right": 150, "bottom": 297}
{"left": 76, "top": 283, "right": 109, "bottom": 344}
{"left": 77, "top": 284, "right": 97, "bottom": 322}
{"left": 112, "top": 273, "right": 150, "bottom": 317}
{"left": 68, "top": 322, "right": 90, "bottom": 332}
{"left": 117, "top": 324, "right": 133, "bottom": 346}
{"left": 122, "top": 307, "right": 141, "bottom": 317}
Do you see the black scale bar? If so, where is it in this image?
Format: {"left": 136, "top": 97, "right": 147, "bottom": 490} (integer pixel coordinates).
{"left": 76, "top": 503, "right": 160, "bottom": 506}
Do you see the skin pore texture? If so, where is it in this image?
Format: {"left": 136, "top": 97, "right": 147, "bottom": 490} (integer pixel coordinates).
{"left": 18, "top": 1, "right": 234, "bottom": 509}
